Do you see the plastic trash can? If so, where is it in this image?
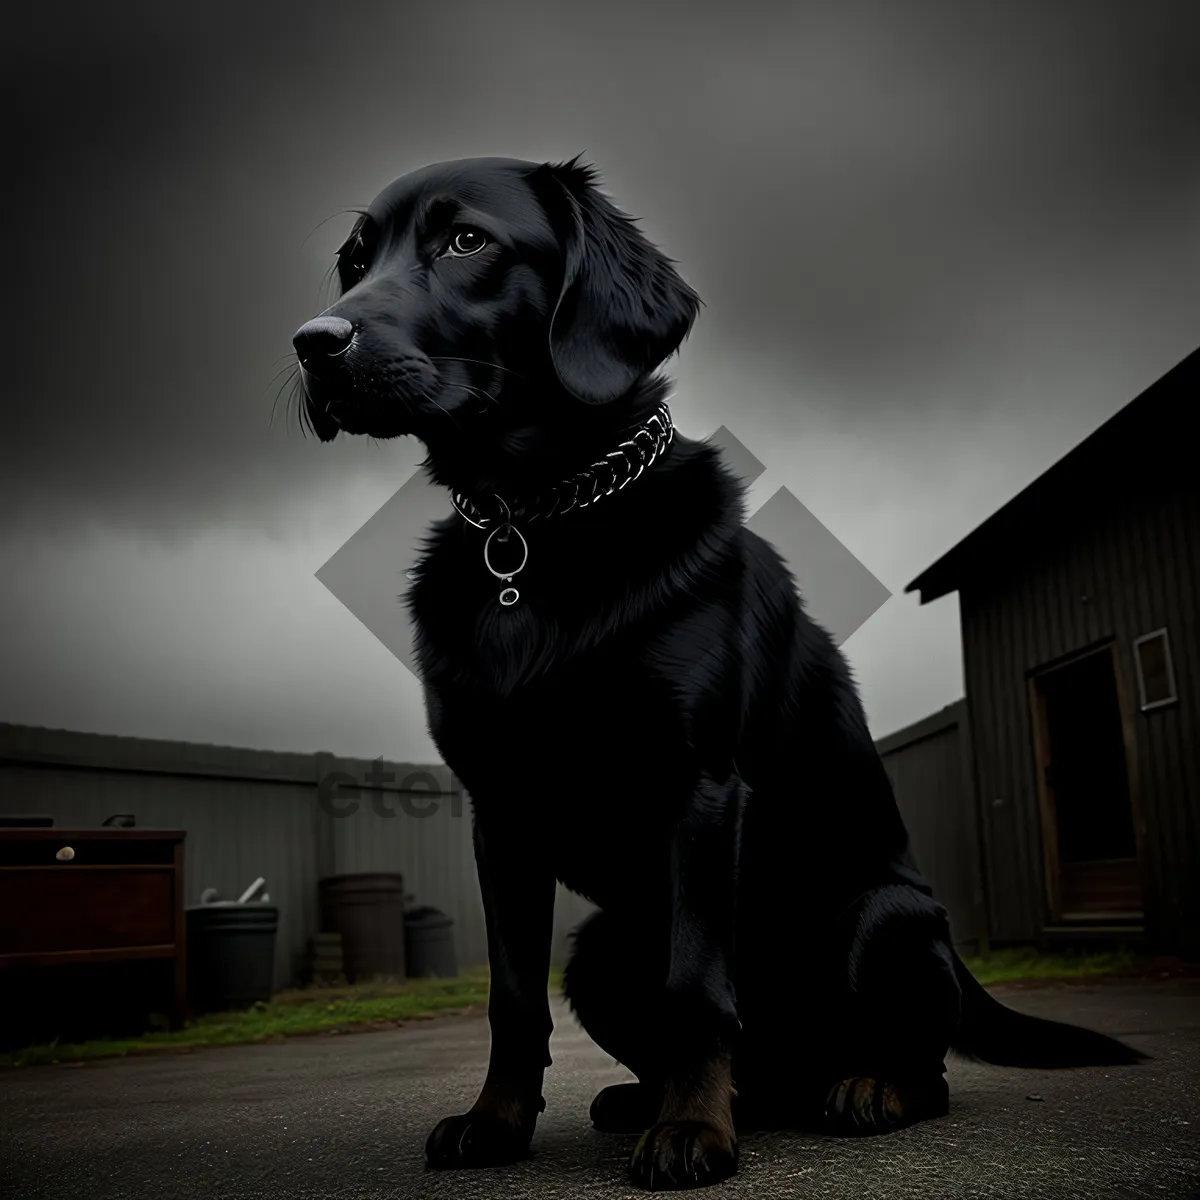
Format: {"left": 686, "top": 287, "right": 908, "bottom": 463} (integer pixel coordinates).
{"left": 186, "top": 901, "right": 279, "bottom": 1013}
{"left": 404, "top": 907, "right": 458, "bottom": 978}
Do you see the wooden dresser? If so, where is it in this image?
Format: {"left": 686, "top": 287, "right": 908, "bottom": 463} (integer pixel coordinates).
{"left": 0, "top": 828, "right": 187, "bottom": 1029}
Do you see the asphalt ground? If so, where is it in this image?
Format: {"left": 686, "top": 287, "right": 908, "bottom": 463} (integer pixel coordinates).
{"left": 1, "top": 981, "right": 1197, "bottom": 1199}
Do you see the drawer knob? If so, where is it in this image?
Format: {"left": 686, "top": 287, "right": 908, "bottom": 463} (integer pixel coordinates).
{"left": 56, "top": 846, "right": 75, "bottom": 861}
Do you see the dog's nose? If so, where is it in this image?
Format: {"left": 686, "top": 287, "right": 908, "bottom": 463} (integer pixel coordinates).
{"left": 293, "top": 316, "right": 355, "bottom": 362}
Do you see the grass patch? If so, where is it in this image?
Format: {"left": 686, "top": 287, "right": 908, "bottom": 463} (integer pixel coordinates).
{"left": 960, "top": 946, "right": 1138, "bottom": 987}
{"left": 4, "top": 952, "right": 1157, "bottom": 1070}
{"left": 2, "top": 968, "right": 565, "bottom": 1070}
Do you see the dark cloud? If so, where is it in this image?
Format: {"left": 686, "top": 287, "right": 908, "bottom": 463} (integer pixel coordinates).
{"left": 3, "top": 0, "right": 1199, "bottom": 538}
{"left": 2, "top": 0, "right": 1200, "bottom": 753}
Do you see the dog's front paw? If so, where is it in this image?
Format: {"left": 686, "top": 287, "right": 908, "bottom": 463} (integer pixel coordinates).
{"left": 628, "top": 1119, "right": 739, "bottom": 1191}
{"left": 425, "top": 1112, "right": 532, "bottom": 1169}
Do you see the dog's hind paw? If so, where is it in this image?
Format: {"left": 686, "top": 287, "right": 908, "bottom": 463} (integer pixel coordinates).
{"left": 628, "top": 1119, "right": 739, "bottom": 1191}
{"left": 820, "top": 1075, "right": 949, "bottom": 1137}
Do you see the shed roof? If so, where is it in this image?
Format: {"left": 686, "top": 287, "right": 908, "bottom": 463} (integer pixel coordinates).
{"left": 906, "top": 346, "right": 1198, "bottom": 605}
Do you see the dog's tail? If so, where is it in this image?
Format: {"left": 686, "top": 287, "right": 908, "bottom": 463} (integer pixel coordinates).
{"left": 948, "top": 950, "right": 1149, "bottom": 1067}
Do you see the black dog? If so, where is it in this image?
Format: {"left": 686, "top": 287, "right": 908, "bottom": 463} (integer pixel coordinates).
{"left": 292, "top": 156, "right": 1146, "bottom": 1190}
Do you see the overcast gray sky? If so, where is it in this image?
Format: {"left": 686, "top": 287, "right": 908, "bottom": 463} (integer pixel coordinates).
{"left": 2, "top": 0, "right": 1198, "bottom": 761}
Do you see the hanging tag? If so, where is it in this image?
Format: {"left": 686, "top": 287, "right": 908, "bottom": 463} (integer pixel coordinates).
{"left": 484, "top": 524, "right": 529, "bottom": 606}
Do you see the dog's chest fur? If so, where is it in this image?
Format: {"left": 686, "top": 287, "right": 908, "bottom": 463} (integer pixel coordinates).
{"left": 405, "top": 521, "right": 741, "bottom": 899}
{"left": 413, "top": 574, "right": 682, "bottom": 752}
{"left": 420, "top": 620, "right": 695, "bottom": 901}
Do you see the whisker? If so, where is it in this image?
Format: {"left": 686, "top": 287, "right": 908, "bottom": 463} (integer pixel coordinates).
{"left": 428, "top": 356, "right": 523, "bottom": 380}
{"left": 266, "top": 364, "right": 297, "bottom": 412}
{"left": 452, "top": 383, "right": 499, "bottom": 409}
{"left": 301, "top": 206, "right": 369, "bottom": 254}
{"left": 318, "top": 258, "right": 342, "bottom": 309}
{"left": 292, "top": 377, "right": 312, "bottom": 436}
{"left": 263, "top": 358, "right": 302, "bottom": 390}
{"left": 296, "top": 375, "right": 327, "bottom": 440}
{"left": 277, "top": 376, "right": 307, "bottom": 435}
{"left": 419, "top": 390, "right": 464, "bottom": 433}
{"left": 263, "top": 352, "right": 307, "bottom": 430}
{"left": 268, "top": 364, "right": 304, "bottom": 430}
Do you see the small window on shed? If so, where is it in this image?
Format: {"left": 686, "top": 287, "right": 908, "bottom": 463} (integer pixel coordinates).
{"left": 1133, "top": 628, "right": 1178, "bottom": 711}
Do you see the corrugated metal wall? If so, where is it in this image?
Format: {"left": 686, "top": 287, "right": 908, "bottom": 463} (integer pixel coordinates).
{"left": 0, "top": 724, "right": 597, "bottom": 990}
{"left": 875, "top": 701, "right": 987, "bottom": 954}
{"left": 960, "top": 476, "right": 1199, "bottom": 952}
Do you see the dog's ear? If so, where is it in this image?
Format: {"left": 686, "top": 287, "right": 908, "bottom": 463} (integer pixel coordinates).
{"left": 533, "top": 158, "right": 701, "bottom": 406}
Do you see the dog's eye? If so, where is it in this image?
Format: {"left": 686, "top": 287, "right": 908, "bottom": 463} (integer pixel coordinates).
{"left": 445, "top": 229, "right": 488, "bottom": 258}
{"left": 338, "top": 234, "right": 371, "bottom": 285}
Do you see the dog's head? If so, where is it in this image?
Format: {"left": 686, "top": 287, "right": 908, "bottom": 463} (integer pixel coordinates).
{"left": 291, "top": 156, "right": 700, "bottom": 479}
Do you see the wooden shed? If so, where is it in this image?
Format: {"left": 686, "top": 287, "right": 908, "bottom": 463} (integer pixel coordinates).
{"left": 875, "top": 700, "right": 988, "bottom": 956}
{"left": 906, "top": 347, "right": 1199, "bottom": 956}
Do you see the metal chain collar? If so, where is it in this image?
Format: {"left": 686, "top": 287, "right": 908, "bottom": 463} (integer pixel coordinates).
{"left": 449, "top": 402, "right": 674, "bottom": 531}
{"left": 446, "top": 402, "right": 675, "bottom": 609}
